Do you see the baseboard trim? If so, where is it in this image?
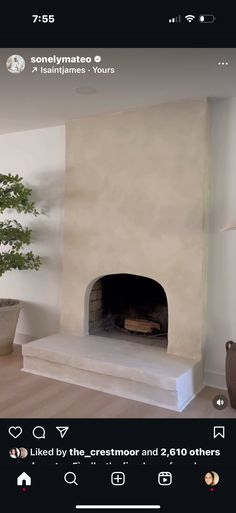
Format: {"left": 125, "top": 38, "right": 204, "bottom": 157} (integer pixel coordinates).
{"left": 204, "top": 370, "right": 227, "bottom": 390}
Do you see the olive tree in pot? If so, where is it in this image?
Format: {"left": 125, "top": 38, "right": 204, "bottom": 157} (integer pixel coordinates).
{"left": 0, "top": 173, "right": 41, "bottom": 355}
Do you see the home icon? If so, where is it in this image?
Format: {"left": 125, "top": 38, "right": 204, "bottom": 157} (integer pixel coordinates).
{"left": 17, "top": 472, "right": 31, "bottom": 486}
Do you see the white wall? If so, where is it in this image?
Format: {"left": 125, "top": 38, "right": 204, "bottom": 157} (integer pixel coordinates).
{"left": 0, "top": 126, "right": 65, "bottom": 339}
{"left": 205, "top": 98, "right": 236, "bottom": 389}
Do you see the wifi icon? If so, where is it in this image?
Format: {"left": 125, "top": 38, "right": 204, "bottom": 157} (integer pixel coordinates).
{"left": 185, "top": 14, "right": 195, "bottom": 22}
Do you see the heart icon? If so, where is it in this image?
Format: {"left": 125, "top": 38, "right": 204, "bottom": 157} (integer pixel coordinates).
{"left": 8, "top": 426, "right": 22, "bottom": 439}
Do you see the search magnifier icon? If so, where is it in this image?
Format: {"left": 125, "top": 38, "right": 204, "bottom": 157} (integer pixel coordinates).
{"left": 64, "top": 472, "right": 78, "bottom": 486}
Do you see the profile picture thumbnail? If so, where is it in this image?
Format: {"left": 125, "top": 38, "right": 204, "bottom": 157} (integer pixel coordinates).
{"left": 9, "top": 447, "right": 28, "bottom": 459}
{"left": 6, "top": 55, "right": 25, "bottom": 74}
{"left": 9, "top": 447, "right": 20, "bottom": 459}
{"left": 204, "top": 471, "right": 220, "bottom": 486}
{"left": 19, "top": 447, "right": 28, "bottom": 459}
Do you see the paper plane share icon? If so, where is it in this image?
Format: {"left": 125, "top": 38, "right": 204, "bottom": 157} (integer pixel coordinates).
{"left": 56, "top": 426, "right": 69, "bottom": 438}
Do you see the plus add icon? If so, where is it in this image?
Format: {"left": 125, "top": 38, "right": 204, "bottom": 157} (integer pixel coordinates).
{"left": 111, "top": 472, "right": 125, "bottom": 486}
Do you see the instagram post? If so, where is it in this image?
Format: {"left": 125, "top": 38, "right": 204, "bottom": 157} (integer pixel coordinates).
{"left": 0, "top": 47, "right": 236, "bottom": 420}
{"left": 1, "top": 7, "right": 236, "bottom": 511}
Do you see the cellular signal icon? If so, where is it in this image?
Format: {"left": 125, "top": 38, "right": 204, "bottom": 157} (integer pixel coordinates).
{"left": 185, "top": 14, "right": 196, "bottom": 23}
{"left": 169, "top": 15, "right": 181, "bottom": 23}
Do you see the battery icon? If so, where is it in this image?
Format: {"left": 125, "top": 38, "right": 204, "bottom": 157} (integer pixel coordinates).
{"left": 199, "top": 14, "right": 216, "bottom": 23}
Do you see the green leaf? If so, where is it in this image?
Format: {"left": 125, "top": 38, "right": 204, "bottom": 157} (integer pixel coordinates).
{"left": 0, "top": 173, "right": 42, "bottom": 277}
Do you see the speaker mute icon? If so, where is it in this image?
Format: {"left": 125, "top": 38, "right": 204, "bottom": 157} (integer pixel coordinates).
{"left": 213, "top": 395, "right": 228, "bottom": 410}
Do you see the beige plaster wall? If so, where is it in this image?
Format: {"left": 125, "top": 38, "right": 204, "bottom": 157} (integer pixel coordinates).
{"left": 62, "top": 99, "right": 208, "bottom": 359}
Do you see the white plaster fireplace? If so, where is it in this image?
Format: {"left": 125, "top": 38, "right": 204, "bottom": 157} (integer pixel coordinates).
{"left": 22, "top": 98, "right": 208, "bottom": 411}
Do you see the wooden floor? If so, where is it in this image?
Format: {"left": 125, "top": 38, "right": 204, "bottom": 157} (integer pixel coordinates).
{"left": 0, "top": 345, "right": 235, "bottom": 418}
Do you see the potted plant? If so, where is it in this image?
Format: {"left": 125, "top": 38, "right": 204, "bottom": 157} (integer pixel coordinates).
{"left": 0, "top": 173, "right": 41, "bottom": 355}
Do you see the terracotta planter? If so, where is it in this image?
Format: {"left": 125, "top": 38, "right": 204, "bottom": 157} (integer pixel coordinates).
{"left": 0, "top": 299, "right": 22, "bottom": 356}
{"left": 225, "top": 340, "right": 236, "bottom": 408}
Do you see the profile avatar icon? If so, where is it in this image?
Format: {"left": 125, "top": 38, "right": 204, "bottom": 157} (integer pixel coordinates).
{"left": 204, "top": 471, "right": 220, "bottom": 486}
{"left": 6, "top": 55, "right": 25, "bottom": 74}
{"left": 9, "top": 447, "right": 21, "bottom": 459}
{"left": 19, "top": 447, "right": 28, "bottom": 459}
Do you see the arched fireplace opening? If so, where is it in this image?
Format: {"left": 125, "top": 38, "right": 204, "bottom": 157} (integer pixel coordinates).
{"left": 89, "top": 274, "right": 168, "bottom": 346}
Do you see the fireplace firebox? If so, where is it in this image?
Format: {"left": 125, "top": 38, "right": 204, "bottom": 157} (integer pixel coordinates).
{"left": 89, "top": 274, "right": 168, "bottom": 344}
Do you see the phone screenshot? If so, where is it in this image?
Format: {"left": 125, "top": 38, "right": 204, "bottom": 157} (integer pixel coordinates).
{"left": 0, "top": 7, "right": 235, "bottom": 511}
